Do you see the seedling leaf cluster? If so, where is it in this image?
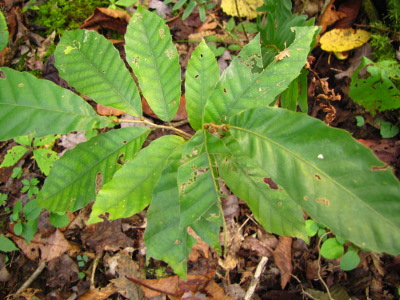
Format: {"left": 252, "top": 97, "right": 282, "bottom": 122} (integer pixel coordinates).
{"left": 0, "top": 7, "right": 399, "bottom": 278}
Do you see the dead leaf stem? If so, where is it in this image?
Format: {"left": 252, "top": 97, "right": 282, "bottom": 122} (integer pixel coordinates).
{"left": 116, "top": 118, "right": 193, "bottom": 140}
{"left": 15, "top": 260, "right": 47, "bottom": 295}
{"left": 244, "top": 256, "right": 268, "bottom": 300}
{"left": 317, "top": 232, "right": 334, "bottom": 300}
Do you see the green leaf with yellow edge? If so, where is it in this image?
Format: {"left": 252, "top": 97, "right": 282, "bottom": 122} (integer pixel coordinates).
{"left": 221, "top": 0, "right": 263, "bottom": 19}
{"left": 229, "top": 106, "right": 400, "bottom": 255}
{"left": 320, "top": 28, "right": 371, "bottom": 52}
{"left": 88, "top": 135, "right": 185, "bottom": 224}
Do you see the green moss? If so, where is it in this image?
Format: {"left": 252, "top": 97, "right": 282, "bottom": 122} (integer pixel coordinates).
{"left": 32, "top": 0, "right": 110, "bottom": 36}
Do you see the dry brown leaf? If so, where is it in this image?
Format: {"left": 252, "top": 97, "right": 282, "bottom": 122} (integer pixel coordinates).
{"left": 46, "top": 254, "right": 79, "bottom": 288}
{"left": 188, "top": 30, "right": 215, "bottom": 41}
{"left": 96, "top": 104, "right": 125, "bottom": 116}
{"left": 142, "top": 94, "right": 187, "bottom": 121}
{"left": 273, "top": 236, "right": 293, "bottom": 289}
{"left": 107, "top": 250, "right": 144, "bottom": 299}
{"left": 334, "top": 0, "right": 361, "bottom": 29}
{"left": 12, "top": 229, "right": 71, "bottom": 262}
{"left": 81, "top": 219, "right": 134, "bottom": 254}
{"left": 80, "top": 7, "right": 130, "bottom": 34}
{"left": 127, "top": 274, "right": 234, "bottom": 299}
{"left": 78, "top": 283, "right": 117, "bottom": 300}
{"left": 356, "top": 139, "right": 400, "bottom": 167}
{"left": 317, "top": 0, "right": 347, "bottom": 34}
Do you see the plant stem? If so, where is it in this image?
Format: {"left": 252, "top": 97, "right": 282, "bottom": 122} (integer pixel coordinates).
{"left": 116, "top": 118, "right": 193, "bottom": 140}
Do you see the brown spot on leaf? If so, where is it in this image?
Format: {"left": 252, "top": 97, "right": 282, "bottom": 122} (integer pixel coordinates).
{"left": 264, "top": 177, "right": 278, "bottom": 190}
{"left": 314, "top": 174, "right": 322, "bottom": 180}
{"left": 316, "top": 198, "right": 330, "bottom": 206}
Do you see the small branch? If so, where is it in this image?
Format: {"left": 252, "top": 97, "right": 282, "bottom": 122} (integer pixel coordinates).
{"left": 116, "top": 118, "right": 193, "bottom": 140}
{"left": 244, "top": 256, "right": 268, "bottom": 300}
{"left": 15, "top": 260, "right": 47, "bottom": 295}
{"left": 354, "top": 23, "right": 400, "bottom": 35}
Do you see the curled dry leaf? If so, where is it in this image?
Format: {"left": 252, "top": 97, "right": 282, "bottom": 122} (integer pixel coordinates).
{"left": 273, "top": 236, "right": 293, "bottom": 289}
{"left": 317, "top": 0, "right": 347, "bottom": 34}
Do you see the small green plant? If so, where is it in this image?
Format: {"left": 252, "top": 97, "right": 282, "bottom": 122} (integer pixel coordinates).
{"left": 165, "top": 0, "right": 216, "bottom": 21}
{"left": 77, "top": 254, "right": 89, "bottom": 278}
{"left": 350, "top": 57, "right": 400, "bottom": 114}
{"left": 306, "top": 220, "right": 361, "bottom": 271}
{"left": 0, "top": 134, "right": 60, "bottom": 176}
{"left": 21, "top": 178, "right": 40, "bottom": 198}
{"left": 10, "top": 199, "right": 41, "bottom": 243}
{"left": 0, "top": 193, "right": 7, "bottom": 206}
{"left": 0, "top": 7, "right": 399, "bottom": 278}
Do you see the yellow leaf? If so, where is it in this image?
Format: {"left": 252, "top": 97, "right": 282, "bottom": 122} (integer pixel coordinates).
{"left": 320, "top": 28, "right": 371, "bottom": 52}
{"left": 221, "top": 0, "right": 263, "bottom": 19}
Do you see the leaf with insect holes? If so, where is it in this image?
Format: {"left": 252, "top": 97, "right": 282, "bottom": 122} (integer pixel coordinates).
{"left": 216, "top": 136, "right": 307, "bottom": 240}
{"left": 145, "top": 145, "right": 197, "bottom": 279}
{"left": 185, "top": 40, "right": 220, "bottom": 131}
{"left": 38, "top": 127, "right": 150, "bottom": 212}
{"left": 203, "top": 26, "right": 318, "bottom": 125}
{"left": 229, "top": 106, "right": 400, "bottom": 255}
{"left": 177, "top": 131, "right": 224, "bottom": 251}
{"left": 125, "top": 6, "right": 181, "bottom": 121}
{"left": 55, "top": 30, "right": 142, "bottom": 116}
{"left": 88, "top": 135, "right": 186, "bottom": 224}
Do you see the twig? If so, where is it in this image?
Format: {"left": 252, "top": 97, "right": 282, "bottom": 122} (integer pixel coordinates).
{"left": 15, "top": 260, "right": 47, "bottom": 295}
{"left": 90, "top": 252, "right": 103, "bottom": 289}
{"left": 115, "top": 118, "right": 193, "bottom": 140}
{"left": 244, "top": 256, "right": 268, "bottom": 300}
{"left": 291, "top": 274, "right": 317, "bottom": 299}
{"left": 317, "top": 233, "right": 334, "bottom": 300}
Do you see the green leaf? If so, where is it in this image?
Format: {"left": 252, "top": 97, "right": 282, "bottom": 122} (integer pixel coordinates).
{"left": 0, "top": 145, "right": 29, "bottom": 168}
{"left": 0, "top": 68, "right": 110, "bottom": 141}
{"left": 0, "top": 11, "right": 8, "bottom": 52}
{"left": 14, "top": 135, "right": 33, "bottom": 146}
{"left": 88, "top": 135, "right": 185, "bottom": 224}
{"left": 0, "top": 236, "right": 18, "bottom": 252}
{"left": 55, "top": 30, "right": 142, "bottom": 116}
{"left": 182, "top": 0, "right": 196, "bottom": 20}
{"left": 185, "top": 40, "right": 219, "bottom": 131}
{"left": 340, "top": 249, "right": 360, "bottom": 270}
{"left": 378, "top": 120, "right": 399, "bottom": 138}
{"left": 203, "top": 26, "right": 318, "bottom": 124}
{"left": 305, "top": 219, "right": 319, "bottom": 236}
{"left": 145, "top": 145, "right": 197, "bottom": 279}
{"left": 125, "top": 7, "right": 181, "bottom": 121}
{"left": 33, "top": 148, "right": 59, "bottom": 176}
{"left": 229, "top": 106, "right": 400, "bottom": 255}
{"left": 178, "top": 131, "right": 223, "bottom": 251}
{"left": 320, "top": 238, "right": 344, "bottom": 259}
{"left": 38, "top": 127, "right": 150, "bottom": 212}
{"left": 49, "top": 212, "right": 70, "bottom": 228}
{"left": 217, "top": 136, "right": 307, "bottom": 240}
{"left": 349, "top": 57, "right": 400, "bottom": 114}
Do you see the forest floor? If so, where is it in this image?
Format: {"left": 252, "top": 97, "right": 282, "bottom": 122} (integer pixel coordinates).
{"left": 0, "top": 0, "right": 399, "bottom": 299}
